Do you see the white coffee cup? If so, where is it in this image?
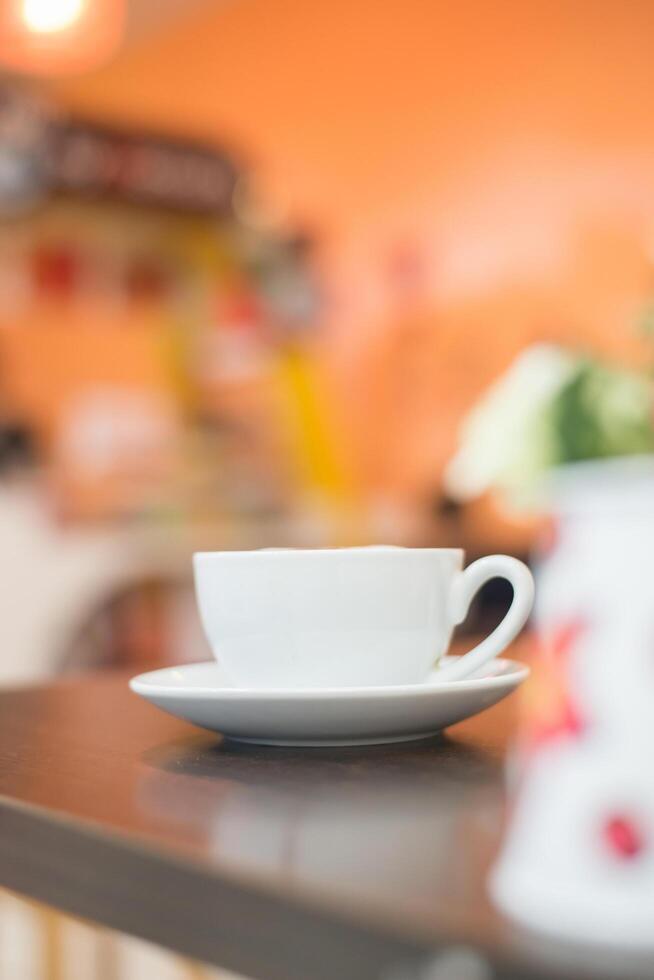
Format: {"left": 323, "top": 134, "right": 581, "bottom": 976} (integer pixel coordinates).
{"left": 193, "top": 546, "right": 534, "bottom": 690}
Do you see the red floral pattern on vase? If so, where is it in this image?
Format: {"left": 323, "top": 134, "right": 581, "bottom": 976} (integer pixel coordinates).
{"left": 602, "top": 814, "right": 646, "bottom": 860}
{"left": 518, "top": 618, "right": 587, "bottom": 761}
{"left": 537, "top": 517, "right": 560, "bottom": 558}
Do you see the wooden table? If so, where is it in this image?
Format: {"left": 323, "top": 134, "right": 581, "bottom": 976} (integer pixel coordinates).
{"left": 0, "top": 660, "right": 651, "bottom": 980}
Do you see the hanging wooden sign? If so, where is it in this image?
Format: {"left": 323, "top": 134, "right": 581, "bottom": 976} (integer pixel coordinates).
{"left": 0, "top": 83, "right": 238, "bottom": 215}
{"left": 51, "top": 117, "right": 238, "bottom": 214}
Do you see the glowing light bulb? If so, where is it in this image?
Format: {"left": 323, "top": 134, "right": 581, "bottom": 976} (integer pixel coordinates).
{"left": 21, "top": 0, "right": 86, "bottom": 34}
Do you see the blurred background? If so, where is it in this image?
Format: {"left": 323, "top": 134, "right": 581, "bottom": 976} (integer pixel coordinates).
{"left": 6, "top": 0, "right": 654, "bottom": 685}
{"left": 3, "top": 1, "right": 654, "bottom": 977}
{"left": 5, "top": 0, "right": 654, "bottom": 680}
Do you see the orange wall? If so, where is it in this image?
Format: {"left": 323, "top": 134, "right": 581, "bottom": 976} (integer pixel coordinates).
{"left": 49, "top": 0, "right": 654, "bottom": 498}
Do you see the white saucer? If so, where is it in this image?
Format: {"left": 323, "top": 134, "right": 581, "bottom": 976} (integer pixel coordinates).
{"left": 129, "top": 655, "right": 529, "bottom": 746}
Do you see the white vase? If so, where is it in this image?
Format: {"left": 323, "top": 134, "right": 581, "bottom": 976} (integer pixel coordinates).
{"left": 490, "top": 456, "right": 654, "bottom": 947}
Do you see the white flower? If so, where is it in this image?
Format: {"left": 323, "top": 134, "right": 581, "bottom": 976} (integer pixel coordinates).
{"left": 444, "top": 344, "right": 578, "bottom": 503}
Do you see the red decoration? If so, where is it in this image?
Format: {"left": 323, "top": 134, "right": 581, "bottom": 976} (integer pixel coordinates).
{"left": 603, "top": 815, "right": 646, "bottom": 860}
{"left": 520, "top": 618, "right": 587, "bottom": 758}
{"left": 548, "top": 618, "right": 587, "bottom": 665}
{"left": 125, "top": 261, "right": 168, "bottom": 304}
{"left": 538, "top": 517, "right": 560, "bottom": 557}
{"left": 216, "top": 288, "right": 263, "bottom": 333}
{"left": 32, "top": 244, "right": 79, "bottom": 299}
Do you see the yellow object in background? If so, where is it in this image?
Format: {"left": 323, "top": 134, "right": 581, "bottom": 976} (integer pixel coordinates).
{"left": 271, "top": 343, "right": 359, "bottom": 524}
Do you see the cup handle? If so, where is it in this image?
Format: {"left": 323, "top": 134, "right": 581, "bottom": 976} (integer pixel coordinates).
{"left": 437, "top": 555, "right": 534, "bottom": 682}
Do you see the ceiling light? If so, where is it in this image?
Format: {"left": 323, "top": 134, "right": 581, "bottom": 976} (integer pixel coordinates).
{"left": 22, "top": 0, "right": 86, "bottom": 34}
